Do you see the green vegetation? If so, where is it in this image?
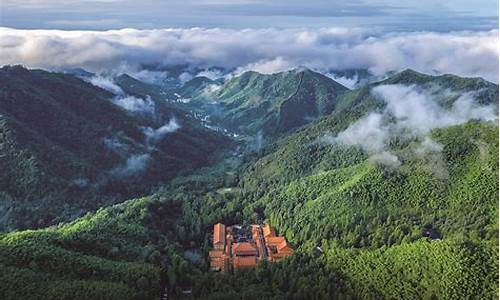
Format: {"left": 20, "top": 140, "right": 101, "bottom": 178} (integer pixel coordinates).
{"left": 0, "top": 197, "right": 200, "bottom": 299}
{"left": 0, "top": 65, "right": 231, "bottom": 230}
{"left": 209, "top": 68, "right": 349, "bottom": 136}
{"left": 0, "top": 68, "right": 498, "bottom": 299}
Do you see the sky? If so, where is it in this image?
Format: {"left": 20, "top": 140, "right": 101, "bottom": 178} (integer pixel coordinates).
{"left": 0, "top": 1, "right": 498, "bottom": 82}
{"left": 0, "top": 0, "right": 498, "bottom": 31}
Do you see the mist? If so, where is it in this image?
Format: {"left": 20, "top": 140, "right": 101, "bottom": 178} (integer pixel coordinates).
{"left": 1, "top": 27, "right": 497, "bottom": 82}
{"left": 330, "top": 84, "right": 497, "bottom": 172}
{"left": 142, "top": 118, "right": 181, "bottom": 145}
{"left": 110, "top": 153, "right": 151, "bottom": 177}
{"left": 111, "top": 95, "right": 156, "bottom": 114}
{"left": 88, "top": 75, "right": 124, "bottom": 94}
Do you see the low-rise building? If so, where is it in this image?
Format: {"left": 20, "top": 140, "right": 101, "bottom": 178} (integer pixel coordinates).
{"left": 209, "top": 223, "right": 292, "bottom": 273}
{"left": 213, "top": 223, "right": 226, "bottom": 251}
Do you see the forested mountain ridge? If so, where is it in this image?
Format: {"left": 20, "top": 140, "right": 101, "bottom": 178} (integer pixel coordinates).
{"left": 0, "top": 65, "right": 231, "bottom": 230}
{"left": 0, "top": 67, "right": 498, "bottom": 299}
{"left": 208, "top": 68, "right": 350, "bottom": 136}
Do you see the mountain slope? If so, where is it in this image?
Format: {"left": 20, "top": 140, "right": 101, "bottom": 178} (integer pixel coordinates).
{"left": 178, "top": 76, "right": 219, "bottom": 99}
{"left": 211, "top": 68, "right": 349, "bottom": 136}
{"left": 115, "top": 73, "right": 178, "bottom": 103}
{"left": 1, "top": 120, "right": 496, "bottom": 300}
{"left": 0, "top": 65, "right": 231, "bottom": 230}
{"left": 0, "top": 68, "right": 497, "bottom": 299}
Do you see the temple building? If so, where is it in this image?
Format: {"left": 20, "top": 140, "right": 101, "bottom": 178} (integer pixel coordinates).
{"left": 213, "top": 223, "right": 226, "bottom": 250}
{"left": 209, "top": 223, "right": 293, "bottom": 273}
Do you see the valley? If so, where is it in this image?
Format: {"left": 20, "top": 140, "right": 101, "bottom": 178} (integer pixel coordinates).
{"left": 0, "top": 65, "right": 498, "bottom": 299}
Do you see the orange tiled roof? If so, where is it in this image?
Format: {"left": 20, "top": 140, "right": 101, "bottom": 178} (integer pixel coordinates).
{"left": 262, "top": 224, "right": 276, "bottom": 237}
{"left": 213, "top": 223, "right": 226, "bottom": 246}
{"left": 265, "top": 236, "right": 286, "bottom": 246}
{"left": 277, "top": 240, "right": 293, "bottom": 253}
{"left": 209, "top": 250, "right": 224, "bottom": 258}
{"left": 233, "top": 256, "right": 258, "bottom": 269}
{"left": 210, "top": 256, "right": 229, "bottom": 272}
{"left": 232, "top": 242, "right": 258, "bottom": 256}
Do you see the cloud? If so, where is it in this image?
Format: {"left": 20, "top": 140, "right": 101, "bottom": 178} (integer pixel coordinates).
{"left": 112, "top": 95, "right": 156, "bottom": 114}
{"left": 329, "top": 84, "right": 497, "bottom": 170}
{"left": 142, "top": 118, "right": 181, "bottom": 146}
{"left": 414, "top": 136, "right": 449, "bottom": 179}
{"left": 234, "top": 57, "right": 295, "bottom": 75}
{"left": 103, "top": 137, "right": 130, "bottom": 157}
{"left": 87, "top": 75, "right": 123, "bottom": 94}
{"left": 84, "top": 74, "right": 156, "bottom": 114}
{"left": 371, "top": 85, "right": 497, "bottom": 132}
{"left": 203, "top": 84, "right": 222, "bottom": 94}
{"left": 2, "top": 0, "right": 497, "bottom": 32}
{"left": 105, "top": 118, "right": 180, "bottom": 177}
{"left": 178, "top": 72, "right": 193, "bottom": 84}
{"left": 368, "top": 151, "right": 401, "bottom": 169}
{"left": 110, "top": 153, "right": 150, "bottom": 177}
{"left": 195, "top": 69, "right": 224, "bottom": 80}
{"left": 131, "top": 69, "right": 170, "bottom": 85}
{"left": 335, "top": 113, "right": 389, "bottom": 154}
{"left": 325, "top": 73, "right": 359, "bottom": 89}
{"left": 0, "top": 27, "right": 497, "bottom": 82}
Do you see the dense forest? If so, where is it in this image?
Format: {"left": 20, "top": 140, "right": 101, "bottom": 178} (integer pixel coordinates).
{"left": 0, "top": 65, "right": 231, "bottom": 230}
{"left": 0, "top": 67, "right": 498, "bottom": 299}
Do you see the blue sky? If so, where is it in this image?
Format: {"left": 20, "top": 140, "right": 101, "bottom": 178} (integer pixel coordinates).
{"left": 0, "top": 0, "right": 498, "bottom": 31}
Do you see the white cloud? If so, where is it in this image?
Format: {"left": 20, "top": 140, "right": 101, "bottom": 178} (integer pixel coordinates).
{"left": 107, "top": 118, "right": 180, "bottom": 177}
{"left": 368, "top": 151, "right": 401, "bottom": 169}
{"left": 0, "top": 27, "right": 497, "bottom": 82}
{"left": 112, "top": 95, "right": 156, "bottom": 114}
{"left": 203, "top": 84, "right": 222, "bottom": 94}
{"left": 103, "top": 137, "right": 130, "bottom": 157}
{"left": 111, "top": 153, "right": 150, "bottom": 177}
{"left": 84, "top": 74, "right": 156, "bottom": 114}
{"left": 234, "top": 57, "right": 295, "bottom": 75}
{"left": 131, "top": 69, "right": 170, "bottom": 85}
{"left": 142, "top": 118, "right": 181, "bottom": 146}
{"left": 178, "top": 71, "right": 193, "bottom": 84}
{"left": 87, "top": 75, "right": 123, "bottom": 94}
{"left": 329, "top": 84, "right": 497, "bottom": 169}
{"left": 335, "top": 113, "right": 388, "bottom": 154}
{"left": 325, "top": 73, "right": 359, "bottom": 89}
{"left": 196, "top": 69, "right": 224, "bottom": 80}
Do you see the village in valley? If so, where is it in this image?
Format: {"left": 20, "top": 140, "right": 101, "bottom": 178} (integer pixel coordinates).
{"left": 209, "top": 223, "right": 293, "bottom": 273}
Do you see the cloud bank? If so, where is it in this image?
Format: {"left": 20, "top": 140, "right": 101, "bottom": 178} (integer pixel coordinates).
{"left": 330, "top": 84, "right": 497, "bottom": 172}
{"left": 0, "top": 27, "right": 498, "bottom": 82}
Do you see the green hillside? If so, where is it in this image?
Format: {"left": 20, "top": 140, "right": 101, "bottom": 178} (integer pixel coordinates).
{"left": 0, "top": 197, "right": 187, "bottom": 300}
{"left": 210, "top": 68, "right": 349, "bottom": 136}
{"left": 115, "top": 73, "right": 177, "bottom": 103}
{"left": 0, "top": 66, "right": 231, "bottom": 230}
{"left": 178, "top": 76, "right": 219, "bottom": 99}
{"left": 0, "top": 68, "right": 497, "bottom": 299}
{"left": 2, "top": 120, "right": 496, "bottom": 299}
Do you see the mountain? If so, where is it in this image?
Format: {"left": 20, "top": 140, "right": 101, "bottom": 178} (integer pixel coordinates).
{"left": 178, "top": 76, "right": 219, "bottom": 98}
{"left": 210, "top": 68, "right": 350, "bottom": 137}
{"left": 325, "top": 68, "right": 381, "bottom": 88}
{"left": 61, "top": 67, "right": 95, "bottom": 78}
{"left": 115, "top": 73, "right": 177, "bottom": 102}
{"left": 383, "top": 69, "right": 499, "bottom": 105}
{"left": 0, "top": 68, "right": 498, "bottom": 300}
{"left": 0, "top": 65, "right": 231, "bottom": 230}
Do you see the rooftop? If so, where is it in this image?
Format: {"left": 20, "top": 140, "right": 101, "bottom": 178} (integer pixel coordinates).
{"left": 213, "top": 223, "right": 226, "bottom": 245}
{"left": 209, "top": 223, "right": 292, "bottom": 273}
